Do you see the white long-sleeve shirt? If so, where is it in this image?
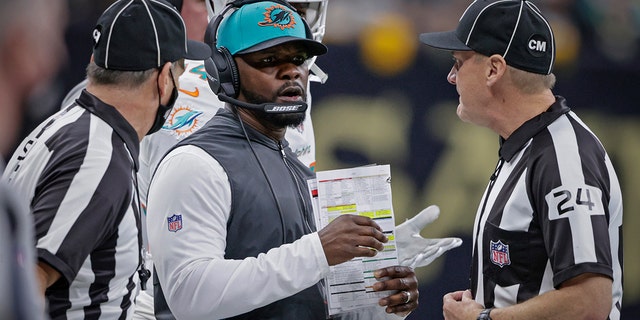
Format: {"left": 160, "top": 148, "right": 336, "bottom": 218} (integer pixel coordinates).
{"left": 147, "top": 145, "right": 329, "bottom": 319}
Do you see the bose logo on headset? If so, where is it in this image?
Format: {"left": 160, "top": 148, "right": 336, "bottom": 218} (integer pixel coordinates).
{"left": 267, "top": 105, "right": 305, "bottom": 112}
{"left": 205, "top": 72, "right": 219, "bottom": 85}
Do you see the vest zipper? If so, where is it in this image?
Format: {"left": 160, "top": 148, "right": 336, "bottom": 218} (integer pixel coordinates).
{"left": 279, "top": 142, "right": 313, "bottom": 233}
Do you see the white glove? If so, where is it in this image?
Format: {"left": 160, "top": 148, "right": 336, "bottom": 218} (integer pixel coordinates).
{"left": 396, "top": 205, "right": 463, "bottom": 269}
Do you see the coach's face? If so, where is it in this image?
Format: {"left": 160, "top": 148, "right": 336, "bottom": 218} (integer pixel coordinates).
{"left": 234, "top": 42, "right": 310, "bottom": 127}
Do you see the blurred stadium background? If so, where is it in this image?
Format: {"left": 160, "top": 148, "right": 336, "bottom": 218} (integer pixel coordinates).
{"left": 18, "top": 0, "right": 639, "bottom": 318}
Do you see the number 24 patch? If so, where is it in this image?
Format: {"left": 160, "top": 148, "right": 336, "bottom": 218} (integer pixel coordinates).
{"left": 545, "top": 186, "right": 605, "bottom": 220}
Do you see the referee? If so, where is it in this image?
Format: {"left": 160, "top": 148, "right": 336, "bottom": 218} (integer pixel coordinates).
{"left": 1, "top": 0, "right": 209, "bottom": 319}
{"left": 420, "top": 1, "right": 623, "bottom": 319}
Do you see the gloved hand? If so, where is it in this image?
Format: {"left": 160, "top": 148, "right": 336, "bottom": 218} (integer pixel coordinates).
{"left": 396, "top": 205, "right": 463, "bottom": 269}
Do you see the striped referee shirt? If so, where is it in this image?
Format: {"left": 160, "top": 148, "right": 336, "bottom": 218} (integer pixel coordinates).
{"left": 2, "top": 90, "right": 142, "bottom": 319}
{"left": 470, "top": 96, "right": 623, "bottom": 319}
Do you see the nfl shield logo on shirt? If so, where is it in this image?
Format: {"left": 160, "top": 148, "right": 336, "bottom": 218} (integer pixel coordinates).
{"left": 167, "top": 214, "right": 183, "bottom": 232}
{"left": 490, "top": 240, "right": 511, "bottom": 268}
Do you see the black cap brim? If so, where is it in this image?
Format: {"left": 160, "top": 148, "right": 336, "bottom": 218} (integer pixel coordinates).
{"left": 419, "top": 31, "right": 472, "bottom": 51}
{"left": 236, "top": 37, "right": 328, "bottom": 57}
{"left": 185, "top": 40, "right": 212, "bottom": 61}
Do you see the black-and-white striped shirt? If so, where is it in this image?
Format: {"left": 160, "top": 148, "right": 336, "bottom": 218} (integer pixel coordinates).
{"left": 2, "top": 90, "right": 142, "bottom": 319}
{"left": 470, "top": 96, "right": 623, "bottom": 319}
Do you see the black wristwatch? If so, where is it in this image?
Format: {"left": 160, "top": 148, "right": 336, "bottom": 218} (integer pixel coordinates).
{"left": 477, "top": 308, "right": 493, "bottom": 320}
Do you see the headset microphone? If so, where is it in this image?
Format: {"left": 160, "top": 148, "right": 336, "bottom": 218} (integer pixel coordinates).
{"left": 217, "top": 94, "right": 308, "bottom": 114}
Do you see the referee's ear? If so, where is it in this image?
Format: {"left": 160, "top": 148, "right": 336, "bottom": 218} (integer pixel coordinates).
{"left": 487, "top": 54, "right": 507, "bottom": 87}
{"left": 157, "top": 61, "right": 175, "bottom": 103}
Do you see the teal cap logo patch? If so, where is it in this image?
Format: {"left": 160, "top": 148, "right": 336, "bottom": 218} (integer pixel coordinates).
{"left": 258, "top": 5, "right": 297, "bottom": 30}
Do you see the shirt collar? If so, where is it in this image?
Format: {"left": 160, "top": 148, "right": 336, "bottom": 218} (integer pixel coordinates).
{"left": 77, "top": 89, "right": 140, "bottom": 170}
{"left": 499, "top": 95, "right": 571, "bottom": 162}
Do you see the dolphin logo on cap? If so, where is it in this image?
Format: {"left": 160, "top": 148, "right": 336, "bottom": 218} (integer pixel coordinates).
{"left": 257, "top": 4, "right": 297, "bottom": 30}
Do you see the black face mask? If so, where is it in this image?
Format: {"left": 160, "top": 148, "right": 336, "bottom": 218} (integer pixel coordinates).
{"left": 147, "top": 69, "right": 179, "bottom": 136}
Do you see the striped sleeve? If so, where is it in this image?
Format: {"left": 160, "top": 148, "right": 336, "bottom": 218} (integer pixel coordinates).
{"left": 530, "top": 113, "right": 614, "bottom": 287}
{"left": 28, "top": 111, "right": 133, "bottom": 284}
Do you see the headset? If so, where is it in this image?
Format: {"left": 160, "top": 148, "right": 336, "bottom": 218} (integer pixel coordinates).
{"left": 203, "top": 0, "right": 314, "bottom": 114}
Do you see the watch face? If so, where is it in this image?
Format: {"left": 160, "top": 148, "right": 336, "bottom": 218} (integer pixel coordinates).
{"left": 478, "top": 308, "right": 493, "bottom": 320}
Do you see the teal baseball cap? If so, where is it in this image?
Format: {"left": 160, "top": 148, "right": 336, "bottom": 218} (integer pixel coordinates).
{"left": 217, "top": 1, "right": 327, "bottom": 56}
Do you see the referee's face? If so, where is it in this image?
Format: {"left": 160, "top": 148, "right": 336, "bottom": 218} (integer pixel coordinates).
{"left": 448, "top": 51, "right": 493, "bottom": 128}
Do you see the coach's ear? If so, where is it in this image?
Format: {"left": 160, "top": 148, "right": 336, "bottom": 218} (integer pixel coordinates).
{"left": 89, "top": 54, "right": 95, "bottom": 63}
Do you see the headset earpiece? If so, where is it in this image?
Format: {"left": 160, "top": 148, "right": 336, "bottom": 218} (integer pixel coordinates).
{"left": 205, "top": 46, "right": 240, "bottom": 97}
{"left": 204, "top": 2, "right": 240, "bottom": 98}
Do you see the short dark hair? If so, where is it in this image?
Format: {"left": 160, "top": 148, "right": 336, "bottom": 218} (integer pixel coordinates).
{"left": 86, "top": 59, "right": 185, "bottom": 88}
{"left": 86, "top": 62, "right": 157, "bottom": 88}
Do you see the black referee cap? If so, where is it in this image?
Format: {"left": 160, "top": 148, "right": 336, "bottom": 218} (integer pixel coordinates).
{"left": 92, "top": 0, "right": 210, "bottom": 71}
{"left": 419, "top": 0, "right": 555, "bottom": 75}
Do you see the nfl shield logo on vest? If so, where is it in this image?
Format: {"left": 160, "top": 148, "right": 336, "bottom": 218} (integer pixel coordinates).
{"left": 490, "top": 240, "right": 511, "bottom": 268}
{"left": 167, "top": 214, "right": 183, "bottom": 232}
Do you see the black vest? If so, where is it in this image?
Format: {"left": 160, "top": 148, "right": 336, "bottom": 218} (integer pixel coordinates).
{"left": 155, "top": 109, "right": 325, "bottom": 319}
